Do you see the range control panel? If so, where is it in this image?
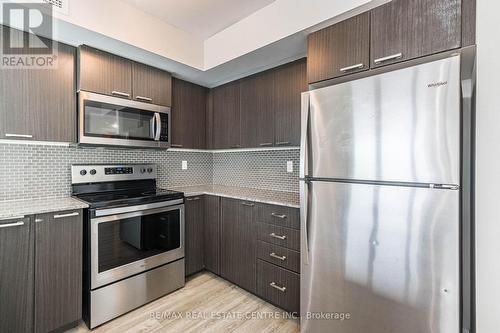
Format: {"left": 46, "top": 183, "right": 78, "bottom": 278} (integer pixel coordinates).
{"left": 71, "top": 164, "right": 157, "bottom": 184}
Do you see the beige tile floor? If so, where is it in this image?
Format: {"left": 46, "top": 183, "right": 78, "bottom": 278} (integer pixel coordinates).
{"left": 67, "top": 271, "right": 300, "bottom": 333}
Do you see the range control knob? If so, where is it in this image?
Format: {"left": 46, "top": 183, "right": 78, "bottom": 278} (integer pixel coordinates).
{"left": 80, "top": 169, "right": 87, "bottom": 176}
{"left": 90, "top": 169, "right": 97, "bottom": 175}
{"left": 147, "top": 168, "right": 153, "bottom": 173}
{"left": 140, "top": 168, "right": 146, "bottom": 174}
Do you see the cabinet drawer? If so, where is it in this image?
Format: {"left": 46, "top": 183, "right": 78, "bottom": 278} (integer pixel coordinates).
{"left": 257, "top": 260, "right": 300, "bottom": 313}
{"left": 257, "top": 241, "right": 300, "bottom": 273}
{"left": 257, "top": 223, "right": 300, "bottom": 251}
{"left": 256, "top": 203, "right": 300, "bottom": 229}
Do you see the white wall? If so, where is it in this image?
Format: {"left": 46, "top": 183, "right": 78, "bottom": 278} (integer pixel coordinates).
{"left": 475, "top": 0, "right": 500, "bottom": 332}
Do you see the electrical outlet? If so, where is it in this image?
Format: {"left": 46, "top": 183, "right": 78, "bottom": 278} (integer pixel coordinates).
{"left": 287, "top": 161, "right": 293, "bottom": 173}
{"left": 182, "top": 161, "right": 188, "bottom": 170}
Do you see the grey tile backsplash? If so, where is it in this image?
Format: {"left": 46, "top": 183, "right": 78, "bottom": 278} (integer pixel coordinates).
{"left": 0, "top": 143, "right": 299, "bottom": 201}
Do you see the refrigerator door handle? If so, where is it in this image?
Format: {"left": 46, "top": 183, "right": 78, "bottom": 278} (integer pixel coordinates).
{"left": 300, "top": 92, "right": 310, "bottom": 179}
{"left": 300, "top": 180, "right": 310, "bottom": 266}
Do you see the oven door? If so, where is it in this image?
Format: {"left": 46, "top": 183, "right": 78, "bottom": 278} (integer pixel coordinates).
{"left": 90, "top": 202, "right": 184, "bottom": 289}
{"left": 79, "top": 91, "right": 170, "bottom": 148}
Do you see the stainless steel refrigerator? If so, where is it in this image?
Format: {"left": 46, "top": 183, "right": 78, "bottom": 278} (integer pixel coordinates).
{"left": 300, "top": 52, "right": 475, "bottom": 333}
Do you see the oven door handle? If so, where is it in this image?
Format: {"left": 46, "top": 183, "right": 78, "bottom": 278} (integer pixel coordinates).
{"left": 154, "top": 113, "right": 161, "bottom": 141}
{"left": 93, "top": 199, "right": 184, "bottom": 219}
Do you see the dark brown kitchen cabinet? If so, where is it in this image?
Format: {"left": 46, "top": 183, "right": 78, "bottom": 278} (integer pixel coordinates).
{"left": 171, "top": 78, "right": 207, "bottom": 149}
{"left": 274, "top": 59, "right": 307, "bottom": 146}
{"left": 185, "top": 196, "right": 205, "bottom": 276}
{"left": 212, "top": 82, "right": 241, "bottom": 149}
{"left": 307, "top": 12, "right": 370, "bottom": 83}
{"left": 0, "top": 217, "right": 33, "bottom": 333}
{"left": 204, "top": 195, "right": 221, "bottom": 275}
{"left": 79, "top": 45, "right": 132, "bottom": 98}
{"left": 240, "top": 71, "right": 275, "bottom": 148}
{"left": 220, "top": 198, "right": 256, "bottom": 293}
{"left": 34, "top": 210, "right": 82, "bottom": 333}
{"left": 132, "top": 62, "right": 172, "bottom": 106}
{"left": 370, "top": 0, "right": 462, "bottom": 68}
{"left": 0, "top": 25, "right": 76, "bottom": 142}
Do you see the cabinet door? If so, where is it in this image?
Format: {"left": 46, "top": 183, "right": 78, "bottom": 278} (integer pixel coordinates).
{"left": 240, "top": 71, "right": 274, "bottom": 148}
{"left": 220, "top": 198, "right": 256, "bottom": 293}
{"left": 132, "top": 62, "right": 172, "bottom": 106}
{"left": 185, "top": 196, "right": 205, "bottom": 276}
{"left": 0, "top": 217, "right": 33, "bottom": 333}
{"left": 370, "top": 0, "right": 461, "bottom": 68}
{"left": 274, "top": 59, "right": 307, "bottom": 147}
{"left": 212, "top": 82, "right": 241, "bottom": 149}
{"left": 307, "top": 12, "right": 370, "bottom": 83}
{"left": 171, "top": 78, "right": 207, "bottom": 149}
{"left": 204, "top": 195, "right": 220, "bottom": 275}
{"left": 79, "top": 45, "right": 132, "bottom": 98}
{"left": 0, "top": 26, "right": 76, "bottom": 142}
{"left": 35, "top": 210, "right": 82, "bottom": 333}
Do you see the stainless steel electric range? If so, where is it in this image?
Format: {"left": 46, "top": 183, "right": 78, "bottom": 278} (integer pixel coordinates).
{"left": 71, "top": 164, "right": 185, "bottom": 329}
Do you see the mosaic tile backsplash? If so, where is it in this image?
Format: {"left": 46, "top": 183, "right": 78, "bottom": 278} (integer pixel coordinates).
{"left": 0, "top": 143, "right": 300, "bottom": 201}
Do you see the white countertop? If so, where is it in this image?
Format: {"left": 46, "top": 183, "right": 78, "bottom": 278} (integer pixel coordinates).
{"left": 0, "top": 197, "right": 89, "bottom": 221}
{"left": 171, "top": 185, "right": 299, "bottom": 208}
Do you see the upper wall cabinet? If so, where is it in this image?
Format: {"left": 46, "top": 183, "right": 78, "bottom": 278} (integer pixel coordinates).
{"left": 79, "top": 46, "right": 172, "bottom": 106}
{"left": 0, "top": 25, "right": 76, "bottom": 142}
{"left": 79, "top": 45, "right": 132, "bottom": 98}
{"left": 211, "top": 82, "right": 241, "bottom": 149}
{"left": 132, "top": 62, "right": 172, "bottom": 106}
{"left": 370, "top": 0, "right": 462, "bottom": 68}
{"left": 171, "top": 78, "right": 207, "bottom": 149}
{"left": 307, "top": 12, "right": 370, "bottom": 83}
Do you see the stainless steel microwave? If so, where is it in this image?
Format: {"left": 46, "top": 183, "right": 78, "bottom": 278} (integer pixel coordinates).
{"left": 78, "top": 91, "right": 170, "bottom": 149}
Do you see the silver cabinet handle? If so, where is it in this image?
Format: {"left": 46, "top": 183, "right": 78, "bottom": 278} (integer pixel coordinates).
{"left": 136, "top": 96, "right": 153, "bottom": 102}
{"left": 374, "top": 53, "right": 403, "bottom": 64}
{"left": 340, "top": 63, "right": 364, "bottom": 72}
{"left": 270, "top": 252, "right": 287, "bottom": 261}
{"left": 171, "top": 144, "right": 183, "bottom": 148}
{"left": 35, "top": 218, "right": 44, "bottom": 223}
{"left": 231, "top": 145, "right": 242, "bottom": 149}
{"left": 111, "top": 91, "right": 131, "bottom": 98}
{"left": 270, "top": 282, "right": 286, "bottom": 292}
{"left": 270, "top": 232, "right": 287, "bottom": 240}
{"left": 276, "top": 141, "right": 290, "bottom": 146}
{"left": 260, "top": 143, "right": 273, "bottom": 147}
{"left": 5, "top": 133, "right": 33, "bottom": 138}
{"left": 241, "top": 202, "right": 255, "bottom": 207}
{"left": 0, "top": 221, "right": 25, "bottom": 228}
{"left": 54, "top": 212, "right": 79, "bottom": 219}
{"left": 271, "top": 213, "right": 287, "bottom": 219}
{"left": 186, "top": 197, "right": 200, "bottom": 201}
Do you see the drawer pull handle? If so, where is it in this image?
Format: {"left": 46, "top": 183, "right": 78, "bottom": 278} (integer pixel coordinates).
{"left": 374, "top": 53, "right": 403, "bottom": 64}
{"left": 271, "top": 213, "right": 287, "bottom": 219}
{"left": 171, "top": 144, "right": 183, "bottom": 148}
{"left": 242, "top": 202, "right": 255, "bottom": 207}
{"left": 136, "top": 96, "right": 153, "bottom": 102}
{"left": 270, "top": 252, "right": 287, "bottom": 261}
{"left": 275, "top": 141, "right": 290, "bottom": 146}
{"left": 270, "top": 233, "right": 287, "bottom": 240}
{"left": 270, "top": 282, "right": 286, "bottom": 292}
{"left": 5, "top": 133, "right": 33, "bottom": 138}
{"left": 111, "top": 91, "right": 131, "bottom": 98}
{"left": 260, "top": 143, "right": 273, "bottom": 147}
{"left": 0, "top": 221, "right": 24, "bottom": 229}
{"left": 54, "top": 212, "right": 79, "bottom": 219}
{"left": 340, "top": 63, "right": 364, "bottom": 72}
{"left": 186, "top": 197, "right": 200, "bottom": 201}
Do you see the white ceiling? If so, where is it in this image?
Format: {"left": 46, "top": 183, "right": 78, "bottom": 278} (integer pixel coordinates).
{"left": 121, "top": 0, "right": 276, "bottom": 39}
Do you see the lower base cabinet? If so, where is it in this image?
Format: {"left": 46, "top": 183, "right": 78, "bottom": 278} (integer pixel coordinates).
{"left": 0, "top": 217, "right": 34, "bottom": 333}
{"left": 185, "top": 196, "right": 205, "bottom": 276}
{"left": 257, "top": 260, "right": 300, "bottom": 313}
{"left": 34, "top": 210, "right": 83, "bottom": 333}
{"left": 204, "top": 195, "right": 221, "bottom": 275}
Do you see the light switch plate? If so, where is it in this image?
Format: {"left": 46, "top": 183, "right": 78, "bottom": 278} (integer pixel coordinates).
{"left": 182, "top": 161, "right": 188, "bottom": 170}
{"left": 287, "top": 161, "right": 293, "bottom": 173}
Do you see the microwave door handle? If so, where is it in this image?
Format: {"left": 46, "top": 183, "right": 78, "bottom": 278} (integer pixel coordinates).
{"left": 154, "top": 113, "right": 161, "bottom": 141}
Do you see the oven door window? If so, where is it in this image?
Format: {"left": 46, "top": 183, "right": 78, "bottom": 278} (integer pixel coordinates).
{"left": 97, "top": 209, "right": 180, "bottom": 273}
{"left": 84, "top": 100, "right": 156, "bottom": 141}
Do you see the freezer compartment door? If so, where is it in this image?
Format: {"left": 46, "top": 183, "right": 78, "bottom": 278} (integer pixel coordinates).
{"left": 300, "top": 181, "right": 459, "bottom": 333}
{"left": 306, "top": 56, "right": 461, "bottom": 185}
